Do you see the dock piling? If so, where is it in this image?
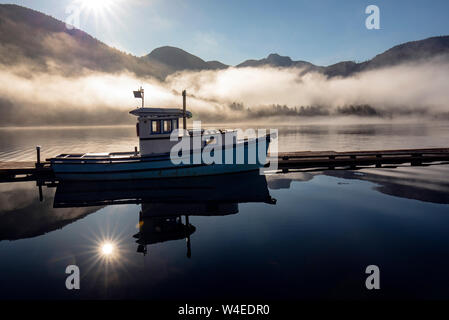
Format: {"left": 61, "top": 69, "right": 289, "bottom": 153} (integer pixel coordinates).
{"left": 182, "top": 90, "right": 187, "bottom": 132}
{"left": 37, "top": 180, "right": 43, "bottom": 202}
{"left": 35, "top": 146, "right": 41, "bottom": 168}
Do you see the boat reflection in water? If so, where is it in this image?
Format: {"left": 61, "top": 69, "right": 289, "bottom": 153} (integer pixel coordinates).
{"left": 53, "top": 171, "right": 276, "bottom": 258}
{"left": 134, "top": 213, "right": 196, "bottom": 257}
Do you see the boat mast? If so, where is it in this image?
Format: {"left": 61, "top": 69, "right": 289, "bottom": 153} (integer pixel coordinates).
{"left": 182, "top": 90, "right": 187, "bottom": 132}
{"left": 133, "top": 86, "right": 144, "bottom": 108}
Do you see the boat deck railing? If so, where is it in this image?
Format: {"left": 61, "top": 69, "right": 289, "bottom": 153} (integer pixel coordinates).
{"left": 52, "top": 151, "right": 139, "bottom": 160}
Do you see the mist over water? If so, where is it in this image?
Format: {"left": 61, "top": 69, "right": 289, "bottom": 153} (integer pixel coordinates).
{"left": 1, "top": 56, "right": 449, "bottom": 126}
{"left": 1, "top": 122, "right": 448, "bottom": 162}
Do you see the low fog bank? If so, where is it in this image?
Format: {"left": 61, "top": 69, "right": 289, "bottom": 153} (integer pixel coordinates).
{"left": 1, "top": 56, "right": 449, "bottom": 126}
{"left": 171, "top": 55, "right": 449, "bottom": 122}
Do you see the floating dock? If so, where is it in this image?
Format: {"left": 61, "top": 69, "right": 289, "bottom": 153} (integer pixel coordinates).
{"left": 274, "top": 148, "right": 449, "bottom": 171}
{"left": 0, "top": 161, "right": 53, "bottom": 182}
{"left": 1, "top": 148, "right": 449, "bottom": 182}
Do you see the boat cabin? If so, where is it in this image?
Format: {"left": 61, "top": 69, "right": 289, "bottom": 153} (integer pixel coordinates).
{"left": 130, "top": 107, "right": 192, "bottom": 156}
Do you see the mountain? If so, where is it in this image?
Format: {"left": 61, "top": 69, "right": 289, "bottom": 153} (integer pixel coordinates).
{"left": 144, "top": 46, "right": 228, "bottom": 74}
{"left": 358, "top": 36, "right": 449, "bottom": 71}
{"left": 206, "top": 60, "right": 228, "bottom": 69}
{"left": 0, "top": 4, "right": 228, "bottom": 79}
{"left": 1, "top": 4, "right": 449, "bottom": 80}
{"left": 0, "top": 4, "right": 171, "bottom": 79}
{"left": 237, "top": 37, "right": 449, "bottom": 77}
{"left": 237, "top": 53, "right": 320, "bottom": 72}
{"left": 324, "top": 36, "right": 449, "bottom": 77}
{"left": 238, "top": 53, "right": 294, "bottom": 67}
{"left": 324, "top": 61, "right": 359, "bottom": 77}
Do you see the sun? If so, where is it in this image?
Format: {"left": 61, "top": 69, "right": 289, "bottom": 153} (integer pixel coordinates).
{"left": 70, "top": 0, "right": 125, "bottom": 36}
{"left": 99, "top": 241, "right": 116, "bottom": 257}
{"left": 78, "top": 0, "right": 116, "bottom": 12}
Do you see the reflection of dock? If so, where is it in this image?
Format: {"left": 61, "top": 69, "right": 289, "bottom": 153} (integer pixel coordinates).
{"left": 0, "top": 161, "right": 52, "bottom": 182}
{"left": 274, "top": 148, "right": 449, "bottom": 171}
{"left": 1, "top": 148, "right": 449, "bottom": 182}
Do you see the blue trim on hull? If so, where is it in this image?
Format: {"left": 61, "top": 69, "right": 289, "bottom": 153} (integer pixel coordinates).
{"left": 52, "top": 136, "right": 270, "bottom": 181}
{"left": 55, "top": 164, "right": 262, "bottom": 181}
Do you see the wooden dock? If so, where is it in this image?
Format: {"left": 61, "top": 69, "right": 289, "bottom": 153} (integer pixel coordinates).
{"left": 273, "top": 148, "right": 449, "bottom": 171}
{"left": 0, "top": 161, "right": 53, "bottom": 182}
{"left": 0, "top": 148, "right": 449, "bottom": 182}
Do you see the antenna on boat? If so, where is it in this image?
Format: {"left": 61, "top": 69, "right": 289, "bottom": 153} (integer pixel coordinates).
{"left": 182, "top": 90, "right": 187, "bottom": 131}
{"left": 133, "top": 86, "right": 144, "bottom": 108}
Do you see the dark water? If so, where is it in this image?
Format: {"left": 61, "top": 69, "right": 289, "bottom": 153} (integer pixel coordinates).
{"left": 0, "top": 123, "right": 449, "bottom": 300}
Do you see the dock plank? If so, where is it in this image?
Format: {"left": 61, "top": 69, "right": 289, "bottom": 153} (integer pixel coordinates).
{"left": 273, "top": 148, "right": 449, "bottom": 159}
{"left": 0, "top": 161, "right": 53, "bottom": 182}
{"left": 0, "top": 161, "right": 36, "bottom": 170}
{"left": 1, "top": 148, "right": 449, "bottom": 182}
{"left": 272, "top": 148, "right": 449, "bottom": 170}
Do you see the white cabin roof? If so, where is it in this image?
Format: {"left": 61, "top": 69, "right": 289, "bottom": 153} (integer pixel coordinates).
{"left": 129, "top": 107, "right": 192, "bottom": 119}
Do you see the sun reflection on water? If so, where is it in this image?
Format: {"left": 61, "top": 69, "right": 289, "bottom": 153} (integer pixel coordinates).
{"left": 100, "top": 241, "right": 115, "bottom": 257}
{"left": 92, "top": 236, "right": 123, "bottom": 265}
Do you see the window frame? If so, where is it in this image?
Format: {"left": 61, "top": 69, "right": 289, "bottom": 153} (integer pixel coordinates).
{"left": 151, "top": 120, "right": 162, "bottom": 134}
{"left": 162, "top": 119, "right": 172, "bottom": 134}
{"left": 172, "top": 119, "right": 179, "bottom": 131}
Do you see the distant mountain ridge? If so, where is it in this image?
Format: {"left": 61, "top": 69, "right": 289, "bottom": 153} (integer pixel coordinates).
{"left": 324, "top": 36, "right": 449, "bottom": 76}
{"left": 144, "top": 46, "right": 228, "bottom": 73}
{"left": 237, "top": 53, "right": 318, "bottom": 69}
{"left": 238, "top": 36, "right": 449, "bottom": 76}
{"left": 1, "top": 4, "right": 449, "bottom": 80}
{"left": 0, "top": 4, "right": 171, "bottom": 78}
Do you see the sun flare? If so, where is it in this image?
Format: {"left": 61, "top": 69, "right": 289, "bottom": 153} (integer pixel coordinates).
{"left": 78, "top": 0, "right": 116, "bottom": 12}
{"left": 100, "top": 241, "right": 115, "bottom": 257}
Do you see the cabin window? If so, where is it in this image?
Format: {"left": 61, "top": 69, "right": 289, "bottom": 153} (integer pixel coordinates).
{"left": 163, "top": 120, "right": 172, "bottom": 133}
{"left": 172, "top": 119, "right": 178, "bottom": 130}
{"left": 151, "top": 120, "right": 161, "bottom": 134}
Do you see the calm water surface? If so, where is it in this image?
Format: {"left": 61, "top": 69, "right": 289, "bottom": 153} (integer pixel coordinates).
{"left": 1, "top": 122, "right": 448, "bottom": 161}
{"left": 0, "top": 123, "right": 449, "bottom": 299}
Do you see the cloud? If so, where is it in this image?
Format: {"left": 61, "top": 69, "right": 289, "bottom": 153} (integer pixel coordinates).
{"left": 165, "top": 57, "right": 449, "bottom": 118}
{"left": 0, "top": 56, "right": 448, "bottom": 126}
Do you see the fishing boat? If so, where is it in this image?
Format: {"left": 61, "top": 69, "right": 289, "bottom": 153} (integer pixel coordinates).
{"left": 49, "top": 89, "right": 273, "bottom": 181}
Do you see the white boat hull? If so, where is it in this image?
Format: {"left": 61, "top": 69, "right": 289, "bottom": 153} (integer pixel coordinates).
{"left": 50, "top": 136, "right": 270, "bottom": 181}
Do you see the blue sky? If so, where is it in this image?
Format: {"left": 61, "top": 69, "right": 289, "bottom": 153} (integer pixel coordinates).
{"left": 2, "top": 0, "right": 449, "bottom": 65}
